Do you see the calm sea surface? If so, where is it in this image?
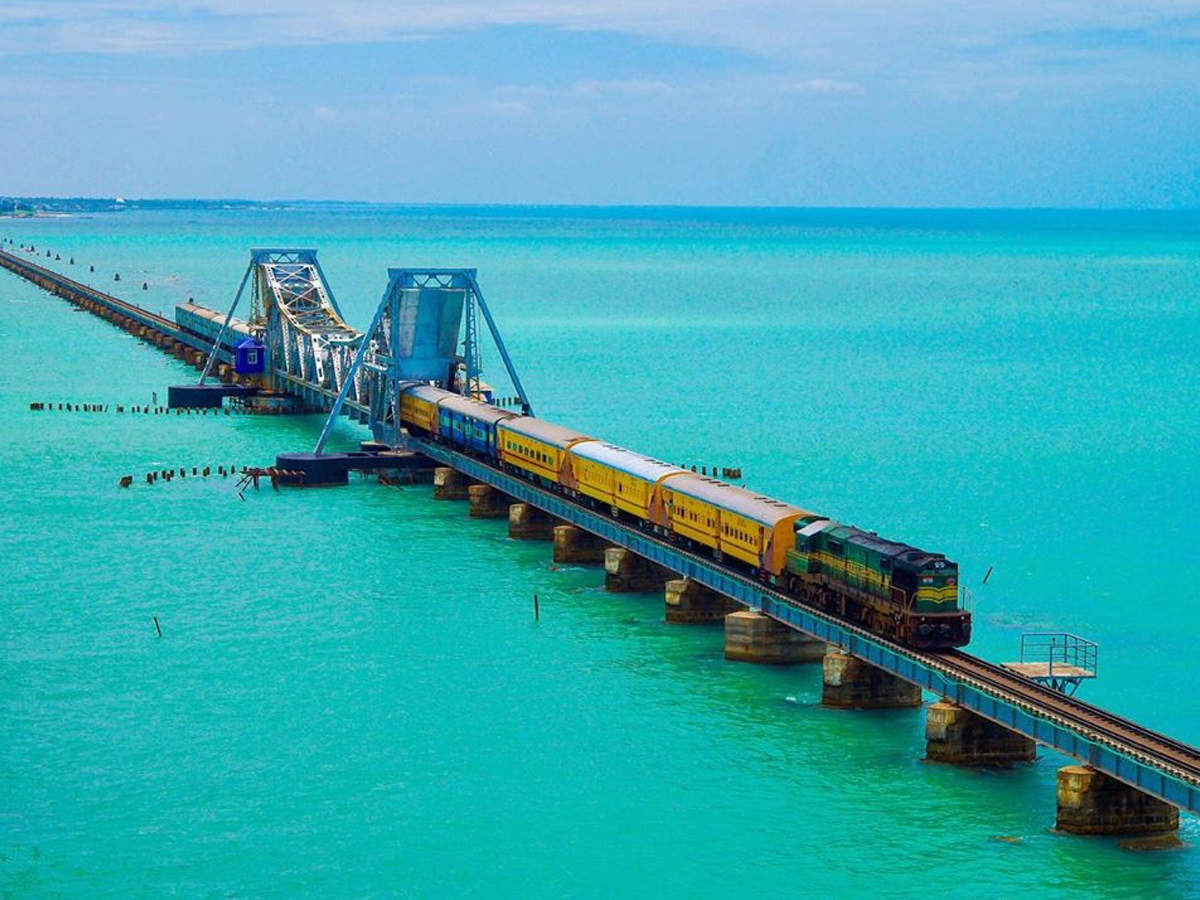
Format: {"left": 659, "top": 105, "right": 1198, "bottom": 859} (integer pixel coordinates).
{"left": 1, "top": 207, "right": 1198, "bottom": 897}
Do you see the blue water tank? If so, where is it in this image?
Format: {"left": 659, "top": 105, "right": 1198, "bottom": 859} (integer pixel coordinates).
{"left": 235, "top": 337, "right": 265, "bottom": 375}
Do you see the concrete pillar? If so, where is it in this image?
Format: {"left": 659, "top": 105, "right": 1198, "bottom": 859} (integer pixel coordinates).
{"left": 433, "top": 467, "right": 471, "bottom": 500}
{"left": 604, "top": 547, "right": 672, "bottom": 593}
{"left": 664, "top": 578, "right": 740, "bottom": 624}
{"left": 1056, "top": 766, "right": 1180, "bottom": 836}
{"left": 821, "top": 650, "right": 922, "bottom": 709}
{"left": 925, "top": 701, "right": 1036, "bottom": 765}
{"left": 468, "top": 484, "right": 511, "bottom": 518}
{"left": 552, "top": 525, "right": 608, "bottom": 564}
{"left": 508, "top": 503, "right": 557, "bottom": 540}
{"left": 724, "top": 610, "right": 825, "bottom": 663}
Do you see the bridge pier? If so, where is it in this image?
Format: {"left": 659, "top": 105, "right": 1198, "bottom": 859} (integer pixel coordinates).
{"left": 604, "top": 547, "right": 673, "bottom": 593}
{"left": 1056, "top": 766, "right": 1180, "bottom": 836}
{"left": 664, "top": 578, "right": 740, "bottom": 624}
{"left": 925, "top": 700, "right": 1035, "bottom": 765}
{"left": 468, "top": 484, "right": 512, "bottom": 518}
{"left": 821, "top": 650, "right": 922, "bottom": 709}
{"left": 508, "top": 503, "right": 559, "bottom": 540}
{"left": 553, "top": 524, "right": 609, "bottom": 564}
{"left": 724, "top": 610, "right": 824, "bottom": 663}
{"left": 433, "top": 466, "right": 472, "bottom": 500}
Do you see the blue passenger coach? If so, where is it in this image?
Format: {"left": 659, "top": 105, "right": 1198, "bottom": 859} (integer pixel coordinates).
{"left": 436, "top": 394, "right": 516, "bottom": 456}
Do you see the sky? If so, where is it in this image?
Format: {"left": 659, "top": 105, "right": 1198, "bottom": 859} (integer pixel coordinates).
{"left": 0, "top": 1, "right": 1198, "bottom": 206}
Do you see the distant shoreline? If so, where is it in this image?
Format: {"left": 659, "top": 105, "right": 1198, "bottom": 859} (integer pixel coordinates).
{"left": 2, "top": 197, "right": 1199, "bottom": 216}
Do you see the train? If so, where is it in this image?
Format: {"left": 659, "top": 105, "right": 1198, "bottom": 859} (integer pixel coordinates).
{"left": 399, "top": 382, "right": 971, "bottom": 650}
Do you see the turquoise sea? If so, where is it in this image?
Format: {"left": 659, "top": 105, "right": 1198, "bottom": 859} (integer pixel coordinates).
{"left": 1, "top": 207, "right": 1198, "bottom": 897}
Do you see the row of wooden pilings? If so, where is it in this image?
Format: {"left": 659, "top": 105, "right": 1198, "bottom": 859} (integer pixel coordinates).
{"left": 31, "top": 401, "right": 257, "bottom": 417}
{"left": 433, "top": 464, "right": 1180, "bottom": 842}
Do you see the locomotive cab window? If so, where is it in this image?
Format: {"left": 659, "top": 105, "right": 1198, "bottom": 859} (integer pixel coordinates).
{"left": 828, "top": 540, "right": 843, "bottom": 556}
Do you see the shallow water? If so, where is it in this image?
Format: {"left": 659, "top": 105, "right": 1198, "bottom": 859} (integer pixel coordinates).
{"left": 2, "top": 207, "right": 1198, "bottom": 897}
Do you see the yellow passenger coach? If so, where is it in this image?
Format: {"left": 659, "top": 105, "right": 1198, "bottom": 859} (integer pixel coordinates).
{"left": 660, "top": 474, "right": 814, "bottom": 573}
{"left": 497, "top": 417, "right": 594, "bottom": 484}
{"left": 398, "top": 384, "right": 445, "bottom": 436}
{"left": 563, "top": 442, "right": 686, "bottom": 523}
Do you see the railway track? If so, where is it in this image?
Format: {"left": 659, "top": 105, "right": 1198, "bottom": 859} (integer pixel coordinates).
{"left": 931, "top": 650, "right": 1200, "bottom": 781}
{"left": 6, "top": 247, "right": 1196, "bottom": 803}
{"left": 0, "top": 247, "right": 177, "bottom": 331}
{"left": 419, "top": 440, "right": 1200, "bottom": 794}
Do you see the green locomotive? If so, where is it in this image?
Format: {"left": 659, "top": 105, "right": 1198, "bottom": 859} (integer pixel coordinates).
{"left": 782, "top": 518, "right": 970, "bottom": 649}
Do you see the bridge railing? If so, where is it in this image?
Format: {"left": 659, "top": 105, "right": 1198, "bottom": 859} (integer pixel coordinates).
{"left": 413, "top": 438, "right": 1198, "bottom": 816}
{"left": 1020, "top": 632, "right": 1099, "bottom": 677}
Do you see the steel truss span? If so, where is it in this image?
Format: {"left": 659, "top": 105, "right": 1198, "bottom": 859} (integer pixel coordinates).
{"left": 412, "top": 438, "right": 1200, "bottom": 816}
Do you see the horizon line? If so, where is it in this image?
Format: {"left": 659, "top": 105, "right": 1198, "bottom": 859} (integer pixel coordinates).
{"left": 3, "top": 196, "right": 1199, "bottom": 214}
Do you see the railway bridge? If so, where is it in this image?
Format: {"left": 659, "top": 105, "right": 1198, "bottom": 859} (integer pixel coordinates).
{"left": 2, "top": 239, "right": 1197, "bottom": 840}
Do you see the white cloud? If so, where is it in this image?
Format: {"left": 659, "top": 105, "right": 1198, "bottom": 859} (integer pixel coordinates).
{"left": 0, "top": 0, "right": 1198, "bottom": 105}
{"left": 570, "top": 79, "right": 673, "bottom": 97}
{"left": 490, "top": 99, "right": 530, "bottom": 115}
{"left": 5, "top": 1, "right": 1200, "bottom": 65}
{"left": 788, "top": 78, "right": 864, "bottom": 96}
